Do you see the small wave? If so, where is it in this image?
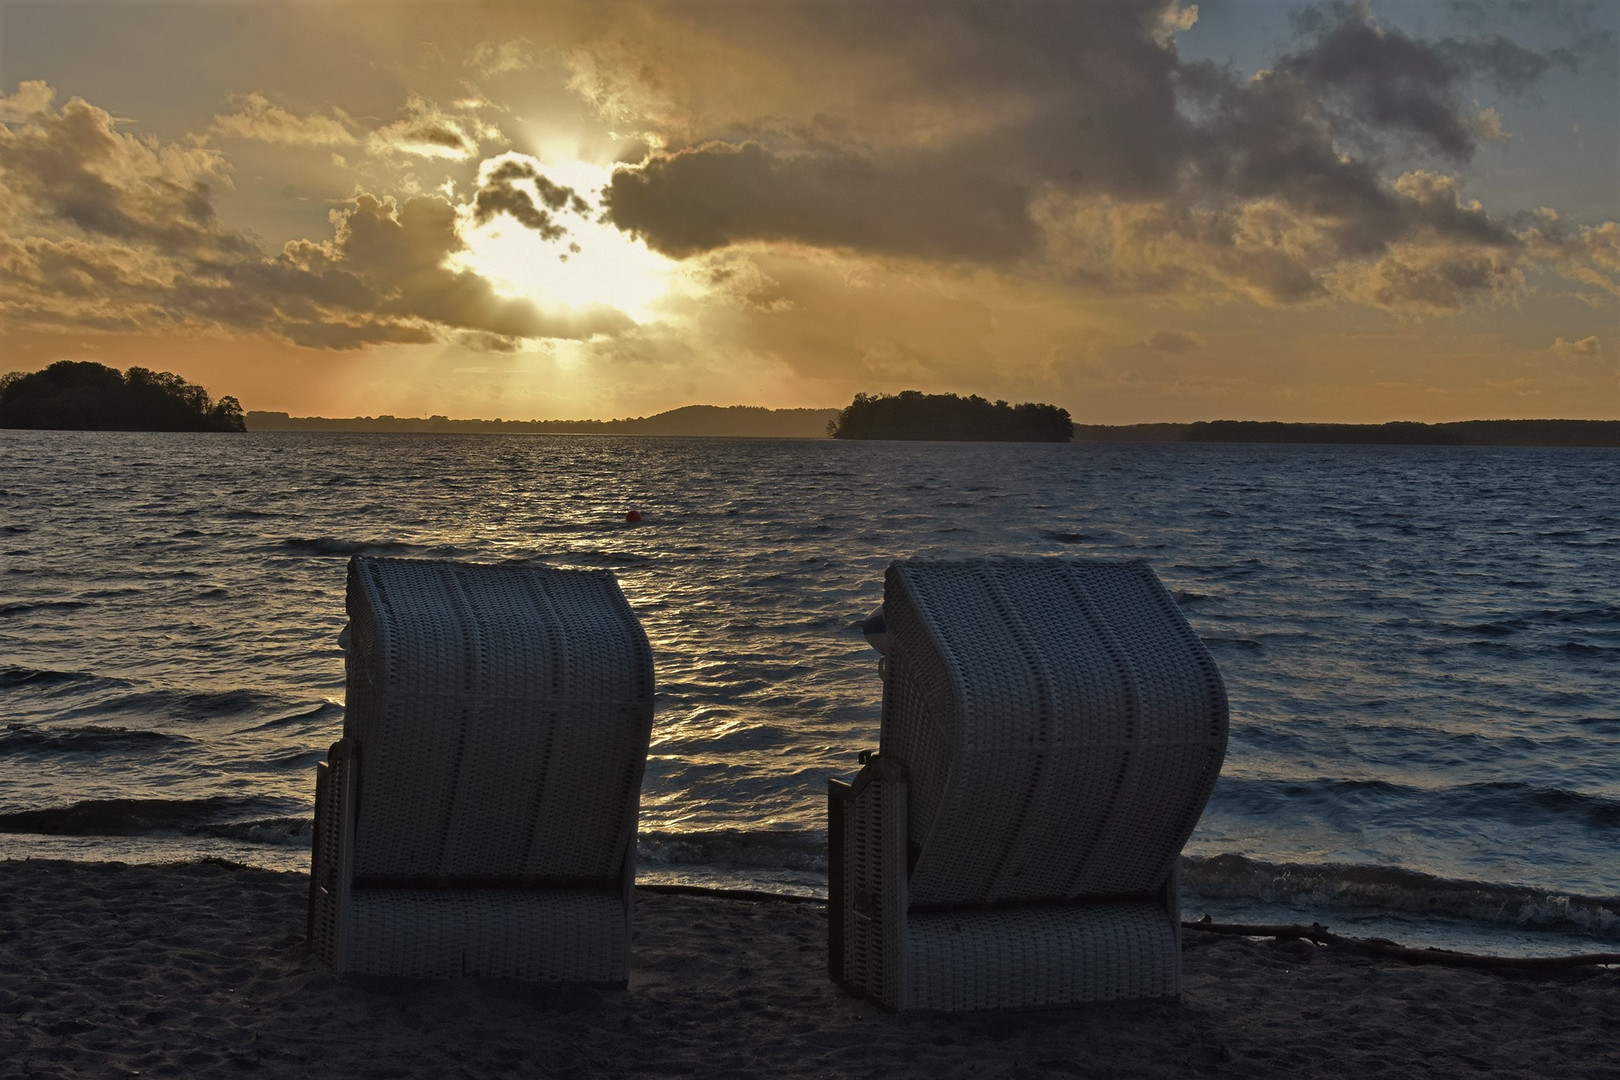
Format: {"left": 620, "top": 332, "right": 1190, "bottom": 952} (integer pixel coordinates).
{"left": 0, "top": 600, "right": 89, "bottom": 617}
{"left": 0, "top": 795, "right": 275, "bottom": 837}
{"left": 2, "top": 665, "right": 91, "bottom": 689}
{"left": 1451, "top": 781, "right": 1620, "bottom": 830}
{"left": 276, "top": 536, "right": 488, "bottom": 561}
{"left": 1559, "top": 641, "right": 1618, "bottom": 656}
{"left": 538, "top": 550, "right": 652, "bottom": 568}
{"left": 276, "top": 537, "right": 424, "bottom": 558}
{"left": 1182, "top": 853, "right": 1620, "bottom": 941}
{"left": 1200, "top": 636, "right": 1262, "bottom": 651}
{"left": 637, "top": 828, "right": 826, "bottom": 873}
{"left": 1215, "top": 775, "right": 1620, "bottom": 830}
{"left": 165, "top": 688, "right": 302, "bottom": 722}
{"left": 234, "top": 699, "right": 344, "bottom": 733}
{"left": 190, "top": 816, "right": 312, "bottom": 846}
{"left": 0, "top": 724, "right": 191, "bottom": 755}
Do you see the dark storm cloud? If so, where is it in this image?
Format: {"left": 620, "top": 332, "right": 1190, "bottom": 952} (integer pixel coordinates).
{"left": 605, "top": 141, "right": 1037, "bottom": 260}
{"left": 601, "top": 0, "right": 1186, "bottom": 262}
{"left": 598, "top": 0, "right": 1578, "bottom": 307}
{"left": 1279, "top": 12, "right": 1478, "bottom": 159}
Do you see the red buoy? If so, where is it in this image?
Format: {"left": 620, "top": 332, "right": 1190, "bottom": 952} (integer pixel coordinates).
{"left": 625, "top": 510, "right": 642, "bottom": 523}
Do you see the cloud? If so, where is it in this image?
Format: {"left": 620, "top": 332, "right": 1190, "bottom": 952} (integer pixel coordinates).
{"left": 0, "top": 80, "right": 55, "bottom": 122}
{"left": 470, "top": 155, "right": 592, "bottom": 241}
{"left": 1519, "top": 215, "right": 1620, "bottom": 304}
{"left": 250, "top": 194, "right": 637, "bottom": 345}
{"left": 368, "top": 93, "right": 499, "bottom": 160}
{"left": 1472, "top": 106, "right": 1509, "bottom": 142}
{"left": 0, "top": 86, "right": 631, "bottom": 349}
{"left": 1033, "top": 165, "right": 1539, "bottom": 315}
{"left": 208, "top": 92, "right": 357, "bottom": 147}
{"left": 581, "top": 0, "right": 1603, "bottom": 324}
{"left": 581, "top": 1, "right": 1195, "bottom": 262}
{"left": 1150, "top": 330, "right": 1206, "bottom": 352}
{"left": 1550, "top": 335, "right": 1603, "bottom": 361}
{"left": 1279, "top": 8, "right": 1479, "bottom": 159}
{"left": 0, "top": 91, "right": 242, "bottom": 257}
{"left": 605, "top": 141, "right": 1037, "bottom": 261}
{"left": 1329, "top": 239, "right": 1524, "bottom": 313}
{"left": 468, "top": 38, "right": 539, "bottom": 76}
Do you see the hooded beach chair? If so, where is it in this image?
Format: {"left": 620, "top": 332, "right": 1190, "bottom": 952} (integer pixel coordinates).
{"left": 309, "top": 555, "right": 655, "bottom": 982}
{"left": 829, "top": 557, "right": 1228, "bottom": 1010}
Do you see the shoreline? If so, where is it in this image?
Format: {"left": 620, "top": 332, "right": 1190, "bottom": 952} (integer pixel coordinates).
{"left": 3, "top": 859, "right": 1615, "bottom": 1079}
{"left": 6, "top": 832, "right": 1617, "bottom": 959}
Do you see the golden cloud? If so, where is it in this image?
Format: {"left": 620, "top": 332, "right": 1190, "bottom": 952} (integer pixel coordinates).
{"left": 208, "top": 93, "right": 357, "bottom": 148}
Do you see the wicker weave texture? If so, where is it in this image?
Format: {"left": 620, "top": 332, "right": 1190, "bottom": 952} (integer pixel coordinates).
{"left": 308, "top": 747, "right": 354, "bottom": 970}
{"left": 839, "top": 760, "right": 908, "bottom": 1007}
{"left": 314, "top": 556, "right": 654, "bottom": 981}
{"left": 905, "top": 902, "right": 1180, "bottom": 1011}
{"left": 833, "top": 557, "right": 1227, "bottom": 1010}
{"left": 344, "top": 890, "right": 628, "bottom": 981}
{"left": 881, "top": 558, "right": 1227, "bottom": 908}
{"left": 344, "top": 557, "right": 654, "bottom": 882}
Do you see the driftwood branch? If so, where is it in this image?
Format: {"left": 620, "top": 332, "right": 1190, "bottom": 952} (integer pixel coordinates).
{"left": 1184, "top": 918, "right": 1620, "bottom": 970}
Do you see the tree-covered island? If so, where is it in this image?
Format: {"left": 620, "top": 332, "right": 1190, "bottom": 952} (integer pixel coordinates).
{"left": 828, "top": 391, "right": 1073, "bottom": 441}
{"left": 0, "top": 361, "right": 246, "bottom": 432}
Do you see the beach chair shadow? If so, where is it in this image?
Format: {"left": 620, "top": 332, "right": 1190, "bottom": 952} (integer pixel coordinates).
{"left": 829, "top": 558, "right": 1229, "bottom": 1011}
{"left": 308, "top": 555, "right": 655, "bottom": 983}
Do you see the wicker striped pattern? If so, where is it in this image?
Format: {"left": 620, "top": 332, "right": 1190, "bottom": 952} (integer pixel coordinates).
{"left": 833, "top": 557, "right": 1228, "bottom": 1010}
{"left": 344, "top": 890, "right": 629, "bottom": 980}
{"left": 309, "top": 556, "right": 655, "bottom": 982}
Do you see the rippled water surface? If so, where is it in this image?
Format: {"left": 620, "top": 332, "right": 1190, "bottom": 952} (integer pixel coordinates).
{"left": 3, "top": 430, "right": 1616, "bottom": 953}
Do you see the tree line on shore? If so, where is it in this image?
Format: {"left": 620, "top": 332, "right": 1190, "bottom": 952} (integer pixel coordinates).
{"left": 1074, "top": 419, "right": 1618, "bottom": 447}
{"left": 0, "top": 361, "right": 245, "bottom": 432}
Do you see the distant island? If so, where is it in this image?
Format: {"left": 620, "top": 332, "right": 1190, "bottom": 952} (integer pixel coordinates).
{"left": 1074, "top": 420, "right": 1619, "bottom": 448}
{"left": 827, "top": 391, "right": 1074, "bottom": 441}
{"left": 246, "top": 404, "right": 839, "bottom": 438}
{"left": 0, "top": 361, "right": 245, "bottom": 432}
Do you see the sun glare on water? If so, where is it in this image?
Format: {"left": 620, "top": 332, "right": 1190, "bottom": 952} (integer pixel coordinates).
{"left": 453, "top": 158, "right": 677, "bottom": 324}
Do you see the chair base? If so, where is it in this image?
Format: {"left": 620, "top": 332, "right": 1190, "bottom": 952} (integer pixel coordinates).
{"left": 830, "top": 765, "right": 1186, "bottom": 1011}
{"left": 340, "top": 888, "right": 631, "bottom": 982}
{"left": 901, "top": 902, "right": 1181, "bottom": 1011}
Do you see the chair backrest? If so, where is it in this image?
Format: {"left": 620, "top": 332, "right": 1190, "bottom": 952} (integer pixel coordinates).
{"left": 343, "top": 556, "right": 655, "bottom": 885}
{"left": 877, "top": 558, "right": 1227, "bottom": 907}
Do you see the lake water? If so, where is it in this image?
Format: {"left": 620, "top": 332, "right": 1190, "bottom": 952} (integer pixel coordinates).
{"left": 2, "top": 430, "right": 1616, "bottom": 956}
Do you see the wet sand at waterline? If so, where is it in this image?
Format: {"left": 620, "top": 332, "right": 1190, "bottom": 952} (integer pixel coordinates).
{"left": 3, "top": 860, "right": 1615, "bottom": 1079}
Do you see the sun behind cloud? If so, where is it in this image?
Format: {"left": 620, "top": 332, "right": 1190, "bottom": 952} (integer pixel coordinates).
{"left": 452, "top": 155, "right": 679, "bottom": 325}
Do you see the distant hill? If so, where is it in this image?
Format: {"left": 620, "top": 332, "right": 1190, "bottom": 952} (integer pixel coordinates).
{"left": 243, "top": 410, "right": 1616, "bottom": 446}
{"left": 246, "top": 405, "right": 840, "bottom": 438}
{"left": 614, "top": 405, "right": 839, "bottom": 437}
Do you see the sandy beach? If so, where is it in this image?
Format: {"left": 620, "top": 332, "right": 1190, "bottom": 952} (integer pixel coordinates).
{"left": 1, "top": 859, "right": 1615, "bottom": 1079}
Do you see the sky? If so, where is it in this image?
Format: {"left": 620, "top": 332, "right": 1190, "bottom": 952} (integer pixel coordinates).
{"left": 0, "top": 0, "right": 1616, "bottom": 423}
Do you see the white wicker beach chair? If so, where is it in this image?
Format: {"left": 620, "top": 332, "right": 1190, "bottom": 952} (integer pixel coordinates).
{"left": 829, "top": 558, "right": 1228, "bottom": 1010}
{"left": 308, "top": 556, "right": 655, "bottom": 982}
